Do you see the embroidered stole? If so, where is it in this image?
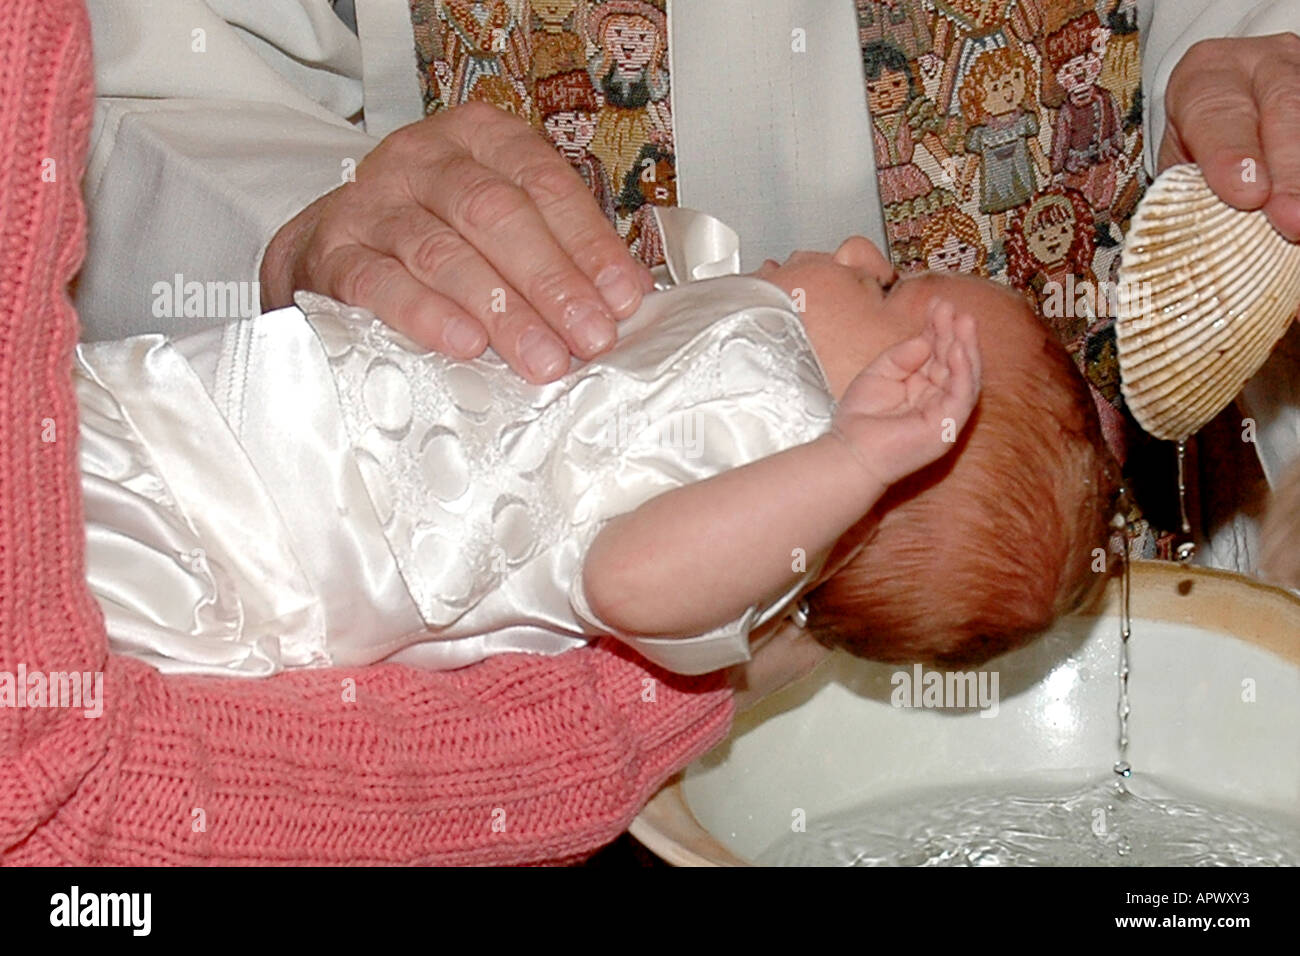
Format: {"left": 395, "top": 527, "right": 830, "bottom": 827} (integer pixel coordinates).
{"left": 409, "top": 0, "right": 674, "bottom": 267}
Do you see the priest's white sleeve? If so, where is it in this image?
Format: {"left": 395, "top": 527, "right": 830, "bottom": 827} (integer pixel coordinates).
{"left": 78, "top": 0, "right": 379, "bottom": 341}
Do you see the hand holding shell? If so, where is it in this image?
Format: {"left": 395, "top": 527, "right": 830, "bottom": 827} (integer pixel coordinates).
{"left": 1117, "top": 164, "right": 1300, "bottom": 443}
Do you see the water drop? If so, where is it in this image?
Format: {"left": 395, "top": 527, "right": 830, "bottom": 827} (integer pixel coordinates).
{"left": 1114, "top": 519, "right": 1133, "bottom": 789}
{"left": 1175, "top": 440, "right": 1191, "bottom": 534}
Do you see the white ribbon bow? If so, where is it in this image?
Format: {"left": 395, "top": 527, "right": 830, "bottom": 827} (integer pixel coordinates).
{"left": 650, "top": 206, "right": 742, "bottom": 288}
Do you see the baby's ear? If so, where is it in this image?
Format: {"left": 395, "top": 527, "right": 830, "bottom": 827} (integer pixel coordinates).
{"left": 1259, "top": 458, "right": 1300, "bottom": 591}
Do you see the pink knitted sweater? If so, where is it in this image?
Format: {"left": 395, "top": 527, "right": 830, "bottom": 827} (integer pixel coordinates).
{"left": 0, "top": 0, "right": 733, "bottom": 866}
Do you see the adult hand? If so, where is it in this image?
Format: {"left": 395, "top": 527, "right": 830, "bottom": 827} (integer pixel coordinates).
{"left": 727, "top": 619, "right": 831, "bottom": 713}
{"left": 260, "top": 102, "right": 655, "bottom": 383}
{"left": 1159, "top": 33, "right": 1300, "bottom": 241}
{"left": 1259, "top": 457, "right": 1300, "bottom": 591}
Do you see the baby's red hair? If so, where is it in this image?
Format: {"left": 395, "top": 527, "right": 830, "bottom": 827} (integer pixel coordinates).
{"left": 806, "top": 278, "right": 1119, "bottom": 666}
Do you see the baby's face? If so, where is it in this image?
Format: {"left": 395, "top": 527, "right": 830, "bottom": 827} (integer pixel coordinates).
{"left": 754, "top": 236, "right": 1040, "bottom": 400}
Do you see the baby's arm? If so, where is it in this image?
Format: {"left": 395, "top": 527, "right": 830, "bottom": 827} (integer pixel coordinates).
{"left": 583, "top": 301, "right": 981, "bottom": 639}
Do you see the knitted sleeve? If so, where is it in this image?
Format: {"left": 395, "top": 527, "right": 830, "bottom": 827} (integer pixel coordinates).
{"left": 0, "top": 0, "right": 733, "bottom": 866}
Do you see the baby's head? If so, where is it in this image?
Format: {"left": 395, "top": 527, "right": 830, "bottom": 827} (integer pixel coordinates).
{"left": 754, "top": 238, "right": 1119, "bottom": 666}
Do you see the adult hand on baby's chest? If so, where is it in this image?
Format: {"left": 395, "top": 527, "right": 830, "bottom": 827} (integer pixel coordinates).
{"left": 258, "top": 103, "right": 655, "bottom": 384}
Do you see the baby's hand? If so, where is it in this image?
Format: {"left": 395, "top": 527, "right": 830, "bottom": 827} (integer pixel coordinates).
{"left": 830, "top": 299, "right": 981, "bottom": 490}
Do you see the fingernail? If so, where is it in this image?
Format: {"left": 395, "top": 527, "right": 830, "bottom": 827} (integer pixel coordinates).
{"left": 566, "top": 300, "right": 615, "bottom": 354}
{"left": 520, "top": 328, "right": 569, "bottom": 380}
{"left": 596, "top": 264, "right": 643, "bottom": 316}
{"left": 446, "top": 316, "right": 485, "bottom": 356}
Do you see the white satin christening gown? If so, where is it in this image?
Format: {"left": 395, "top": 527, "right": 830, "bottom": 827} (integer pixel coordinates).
{"left": 75, "top": 210, "right": 835, "bottom": 677}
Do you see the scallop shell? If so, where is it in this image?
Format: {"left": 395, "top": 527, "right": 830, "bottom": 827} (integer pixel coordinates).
{"left": 1117, "top": 163, "right": 1300, "bottom": 443}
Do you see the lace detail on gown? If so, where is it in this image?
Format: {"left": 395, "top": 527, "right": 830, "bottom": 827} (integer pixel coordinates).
{"left": 297, "top": 276, "right": 835, "bottom": 633}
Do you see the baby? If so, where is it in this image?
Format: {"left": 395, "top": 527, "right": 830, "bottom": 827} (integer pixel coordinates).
{"left": 76, "top": 213, "right": 1116, "bottom": 680}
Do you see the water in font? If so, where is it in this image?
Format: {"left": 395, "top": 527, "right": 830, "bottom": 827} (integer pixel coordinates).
{"left": 757, "top": 773, "right": 1300, "bottom": 866}
{"left": 759, "top": 471, "right": 1295, "bottom": 867}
